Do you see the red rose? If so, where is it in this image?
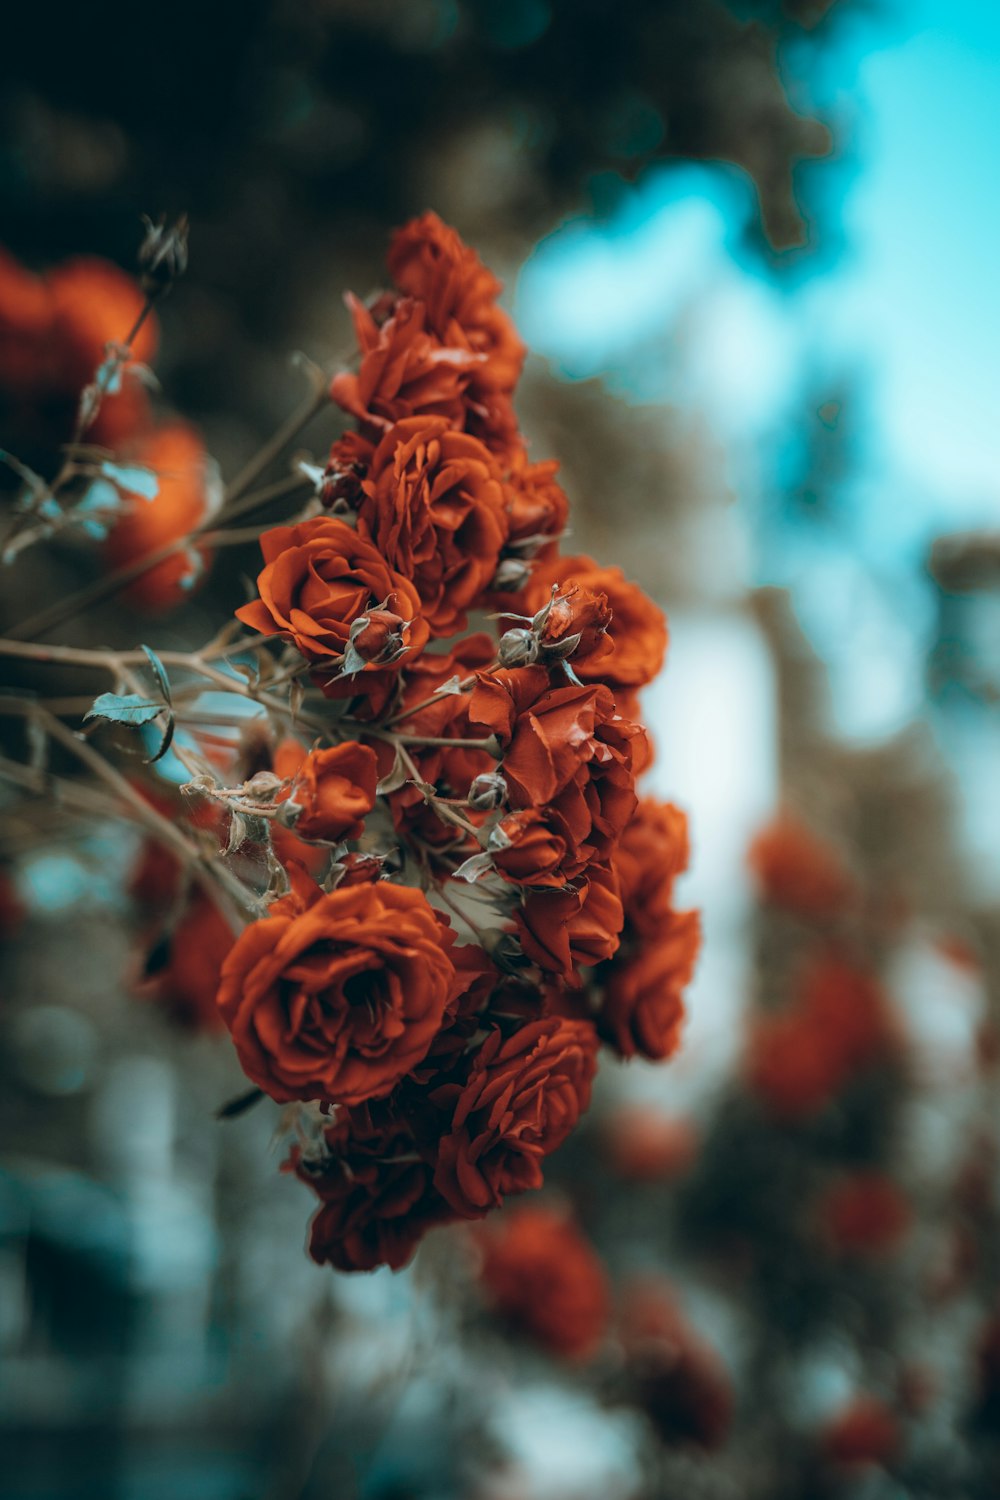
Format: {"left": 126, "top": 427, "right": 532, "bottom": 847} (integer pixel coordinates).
{"left": 748, "top": 811, "right": 855, "bottom": 917}
{"left": 518, "top": 862, "right": 625, "bottom": 977}
{"left": 489, "top": 809, "right": 568, "bottom": 888}
{"left": 146, "top": 894, "right": 234, "bottom": 1033}
{"left": 620, "top": 1278, "right": 733, "bottom": 1450}
{"left": 433, "top": 1016, "right": 599, "bottom": 1215}
{"left": 616, "top": 800, "right": 691, "bottom": 939}
{"left": 330, "top": 294, "right": 481, "bottom": 435}
{"left": 293, "top": 1105, "right": 455, "bottom": 1273}
{"left": 217, "top": 879, "right": 457, "bottom": 1106}
{"left": 235, "top": 515, "right": 428, "bottom": 683}
{"left": 470, "top": 666, "right": 643, "bottom": 886}
{"left": 517, "top": 554, "right": 667, "bottom": 691}
{"left": 746, "top": 955, "right": 898, "bottom": 1121}
{"left": 336, "top": 415, "right": 509, "bottom": 635}
{"left": 501, "top": 451, "right": 569, "bottom": 561}
{"left": 103, "top": 423, "right": 213, "bottom": 612}
{"left": 476, "top": 1204, "right": 610, "bottom": 1360}
{"left": 596, "top": 909, "right": 700, "bottom": 1060}
{"left": 818, "top": 1172, "right": 912, "bottom": 1256}
{"left": 273, "top": 738, "right": 378, "bottom": 842}
{"left": 386, "top": 211, "right": 526, "bottom": 395}
{"left": 821, "top": 1397, "right": 900, "bottom": 1468}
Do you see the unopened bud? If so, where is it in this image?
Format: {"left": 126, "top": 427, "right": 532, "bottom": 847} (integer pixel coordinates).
{"left": 322, "top": 459, "right": 366, "bottom": 511}
{"left": 498, "top": 627, "right": 539, "bottom": 668}
{"left": 541, "top": 629, "right": 584, "bottom": 663}
{"left": 492, "top": 557, "right": 533, "bottom": 592}
{"left": 349, "top": 608, "right": 406, "bottom": 665}
{"left": 468, "top": 771, "right": 507, "bottom": 811}
{"left": 138, "top": 213, "right": 189, "bottom": 294}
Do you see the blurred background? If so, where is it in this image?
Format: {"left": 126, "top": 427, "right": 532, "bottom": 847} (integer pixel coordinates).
{"left": 2, "top": 1, "right": 1000, "bottom": 1496}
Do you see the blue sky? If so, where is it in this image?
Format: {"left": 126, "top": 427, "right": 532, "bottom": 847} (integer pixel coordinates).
{"left": 516, "top": 0, "right": 1000, "bottom": 554}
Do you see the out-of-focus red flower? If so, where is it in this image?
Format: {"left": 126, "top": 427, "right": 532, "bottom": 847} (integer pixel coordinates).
{"left": 475, "top": 1204, "right": 610, "bottom": 1360}
{"left": 217, "top": 878, "right": 457, "bottom": 1106}
{"left": 103, "top": 423, "right": 213, "bottom": 611}
{"left": 432, "top": 1017, "right": 599, "bottom": 1216}
{"left": 48, "top": 256, "right": 157, "bottom": 446}
{"left": 821, "top": 1396, "right": 900, "bottom": 1468}
{"left": 819, "top": 1172, "right": 912, "bottom": 1256}
{"left": 616, "top": 800, "right": 691, "bottom": 939}
{"left": 604, "top": 1107, "right": 699, "bottom": 1181}
{"left": 748, "top": 812, "right": 854, "bottom": 918}
{"left": 147, "top": 894, "right": 233, "bottom": 1033}
{"left": 272, "top": 738, "right": 378, "bottom": 843}
{"left": 972, "top": 1304, "right": 1000, "bottom": 1429}
{"left": 0, "top": 869, "right": 26, "bottom": 939}
{"left": 619, "top": 1278, "right": 733, "bottom": 1449}
{"left": 746, "top": 954, "right": 898, "bottom": 1121}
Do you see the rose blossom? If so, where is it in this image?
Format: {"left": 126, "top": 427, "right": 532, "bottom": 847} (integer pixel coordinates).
{"left": 516, "top": 553, "right": 668, "bottom": 691}
{"left": 235, "top": 515, "right": 428, "bottom": 683}
{"left": 293, "top": 1105, "right": 456, "bottom": 1273}
{"left": 432, "top": 1016, "right": 599, "bottom": 1216}
{"left": 217, "top": 878, "right": 457, "bottom": 1106}
{"left": 331, "top": 415, "right": 509, "bottom": 635}
{"left": 475, "top": 1204, "right": 610, "bottom": 1360}
{"left": 272, "top": 738, "right": 378, "bottom": 843}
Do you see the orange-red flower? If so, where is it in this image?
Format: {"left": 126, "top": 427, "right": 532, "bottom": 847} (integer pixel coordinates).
{"left": 273, "top": 738, "right": 378, "bottom": 843}
{"left": 386, "top": 210, "right": 526, "bottom": 395}
{"left": 0, "top": 248, "right": 157, "bottom": 448}
{"left": 330, "top": 294, "right": 481, "bottom": 436}
{"left": 476, "top": 1204, "right": 610, "bottom": 1360}
{"left": 518, "top": 861, "right": 625, "bottom": 976}
{"left": 746, "top": 954, "right": 898, "bottom": 1121}
{"left": 616, "top": 799, "right": 691, "bottom": 939}
{"left": 146, "top": 894, "right": 233, "bottom": 1033}
{"left": 500, "top": 450, "right": 570, "bottom": 561}
{"left": 620, "top": 1278, "right": 733, "bottom": 1449}
{"left": 217, "top": 879, "right": 457, "bottom": 1106}
{"left": 432, "top": 1016, "right": 599, "bottom": 1215}
{"left": 235, "top": 515, "right": 428, "bottom": 685}
{"left": 598, "top": 909, "right": 700, "bottom": 1060}
{"left": 332, "top": 415, "right": 509, "bottom": 635}
{"left": 471, "top": 665, "right": 643, "bottom": 888}
{"left": 103, "top": 423, "right": 213, "bottom": 612}
{"left": 515, "top": 554, "right": 667, "bottom": 690}
{"left": 821, "top": 1397, "right": 900, "bottom": 1468}
{"left": 604, "top": 1107, "right": 698, "bottom": 1181}
{"left": 818, "top": 1172, "right": 912, "bottom": 1256}
{"left": 294, "top": 1104, "right": 456, "bottom": 1273}
{"left": 748, "top": 811, "right": 855, "bottom": 918}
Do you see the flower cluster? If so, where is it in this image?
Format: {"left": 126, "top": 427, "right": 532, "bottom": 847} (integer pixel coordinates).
{"left": 215, "top": 213, "right": 699, "bottom": 1270}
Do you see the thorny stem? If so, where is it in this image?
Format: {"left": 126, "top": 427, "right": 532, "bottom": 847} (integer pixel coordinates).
{"left": 6, "top": 472, "right": 314, "bottom": 644}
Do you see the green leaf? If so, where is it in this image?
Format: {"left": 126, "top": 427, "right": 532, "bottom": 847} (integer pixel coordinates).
{"left": 140, "top": 645, "right": 172, "bottom": 705}
{"left": 145, "top": 713, "right": 176, "bottom": 765}
{"left": 85, "top": 692, "right": 165, "bottom": 728}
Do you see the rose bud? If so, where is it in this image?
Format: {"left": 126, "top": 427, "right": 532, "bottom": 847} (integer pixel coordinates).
{"left": 468, "top": 771, "right": 507, "bottom": 811}
{"left": 498, "top": 627, "right": 539, "bottom": 667}
{"left": 535, "top": 583, "right": 611, "bottom": 664}
{"left": 348, "top": 607, "right": 407, "bottom": 667}
{"left": 492, "top": 557, "right": 533, "bottom": 592}
{"left": 489, "top": 810, "right": 568, "bottom": 888}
